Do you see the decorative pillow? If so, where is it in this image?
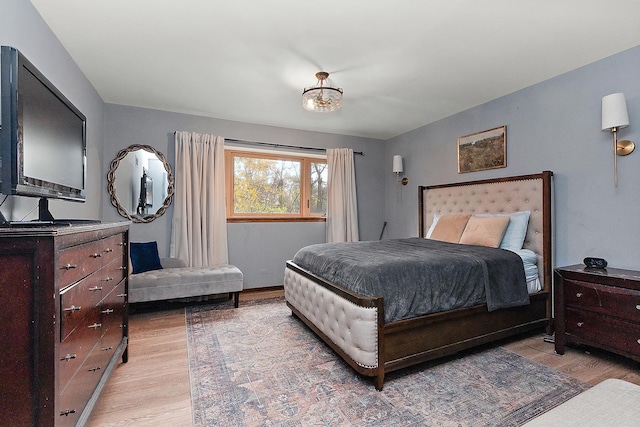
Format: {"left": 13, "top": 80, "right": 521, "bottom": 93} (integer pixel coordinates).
{"left": 477, "top": 211, "right": 531, "bottom": 251}
{"left": 130, "top": 241, "right": 163, "bottom": 274}
{"left": 429, "top": 214, "right": 471, "bottom": 243}
{"left": 459, "top": 215, "right": 511, "bottom": 248}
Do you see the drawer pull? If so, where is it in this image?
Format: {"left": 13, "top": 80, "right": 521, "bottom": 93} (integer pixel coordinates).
{"left": 575, "top": 292, "right": 583, "bottom": 298}
{"left": 88, "top": 323, "right": 102, "bottom": 329}
{"left": 62, "top": 263, "right": 77, "bottom": 270}
{"left": 577, "top": 322, "right": 584, "bottom": 327}
{"left": 60, "top": 409, "right": 76, "bottom": 417}
{"left": 63, "top": 305, "right": 82, "bottom": 312}
{"left": 637, "top": 339, "right": 640, "bottom": 345}
{"left": 88, "top": 286, "right": 103, "bottom": 292}
{"left": 60, "top": 353, "right": 77, "bottom": 362}
{"left": 102, "top": 308, "right": 114, "bottom": 314}
{"left": 117, "top": 266, "right": 127, "bottom": 271}
{"left": 636, "top": 305, "right": 640, "bottom": 311}
{"left": 105, "top": 248, "right": 114, "bottom": 253}
{"left": 88, "top": 366, "right": 102, "bottom": 372}
{"left": 101, "top": 346, "right": 113, "bottom": 351}
{"left": 118, "top": 242, "right": 126, "bottom": 247}
{"left": 101, "top": 277, "right": 113, "bottom": 282}
{"left": 91, "top": 253, "right": 103, "bottom": 258}
{"left": 117, "top": 293, "right": 128, "bottom": 298}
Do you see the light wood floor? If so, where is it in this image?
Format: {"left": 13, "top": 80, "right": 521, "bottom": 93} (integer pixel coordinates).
{"left": 88, "top": 290, "right": 640, "bottom": 426}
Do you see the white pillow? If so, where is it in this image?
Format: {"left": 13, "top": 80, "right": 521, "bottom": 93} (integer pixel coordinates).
{"left": 425, "top": 213, "right": 441, "bottom": 238}
{"left": 477, "top": 211, "right": 530, "bottom": 251}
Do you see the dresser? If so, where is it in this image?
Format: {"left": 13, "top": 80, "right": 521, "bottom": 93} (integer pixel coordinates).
{"left": 554, "top": 264, "right": 640, "bottom": 362}
{"left": 0, "top": 222, "right": 129, "bottom": 427}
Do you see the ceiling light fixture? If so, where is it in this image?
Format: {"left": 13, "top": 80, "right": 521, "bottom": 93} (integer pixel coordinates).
{"left": 302, "top": 71, "right": 343, "bottom": 113}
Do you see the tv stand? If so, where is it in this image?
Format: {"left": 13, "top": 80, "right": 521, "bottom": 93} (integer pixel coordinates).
{"left": 0, "top": 198, "right": 101, "bottom": 227}
{"left": 38, "top": 198, "right": 55, "bottom": 221}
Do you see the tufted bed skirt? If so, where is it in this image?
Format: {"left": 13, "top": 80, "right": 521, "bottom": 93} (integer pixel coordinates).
{"left": 284, "top": 266, "right": 380, "bottom": 370}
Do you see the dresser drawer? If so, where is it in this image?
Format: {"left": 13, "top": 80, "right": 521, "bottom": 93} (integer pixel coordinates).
{"left": 565, "top": 307, "right": 640, "bottom": 358}
{"left": 58, "top": 314, "right": 104, "bottom": 392}
{"left": 60, "top": 274, "right": 104, "bottom": 341}
{"left": 58, "top": 240, "right": 105, "bottom": 288}
{"left": 564, "top": 279, "right": 640, "bottom": 322}
{"left": 58, "top": 343, "right": 105, "bottom": 427}
{"left": 101, "top": 233, "right": 126, "bottom": 266}
{"left": 101, "top": 258, "right": 127, "bottom": 294}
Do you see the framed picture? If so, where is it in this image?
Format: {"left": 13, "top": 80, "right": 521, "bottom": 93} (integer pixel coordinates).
{"left": 457, "top": 126, "right": 506, "bottom": 173}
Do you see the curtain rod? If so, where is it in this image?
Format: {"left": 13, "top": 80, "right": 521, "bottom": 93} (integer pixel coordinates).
{"left": 224, "top": 138, "right": 364, "bottom": 156}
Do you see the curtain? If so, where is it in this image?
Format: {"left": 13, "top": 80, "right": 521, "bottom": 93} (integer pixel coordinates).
{"left": 170, "top": 131, "right": 228, "bottom": 267}
{"left": 326, "top": 148, "right": 359, "bottom": 243}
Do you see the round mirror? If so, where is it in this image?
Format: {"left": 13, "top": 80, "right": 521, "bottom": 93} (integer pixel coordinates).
{"left": 107, "top": 144, "right": 174, "bottom": 223}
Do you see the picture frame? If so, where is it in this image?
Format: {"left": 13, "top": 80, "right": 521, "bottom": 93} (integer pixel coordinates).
{"left": 457, "top": 126, "right": 506, "bottom": 173}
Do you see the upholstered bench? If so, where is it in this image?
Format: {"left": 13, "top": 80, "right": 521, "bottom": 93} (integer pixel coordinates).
{"left": 522, "top": 378, "right": 640, "bottom": 426}
{"left": 129, "top": 257, "right": 244, "bottom": 306}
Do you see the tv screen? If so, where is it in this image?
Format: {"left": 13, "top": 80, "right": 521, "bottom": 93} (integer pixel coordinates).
{"left": 0, "top": 46, "right": 86, "bottom": 202}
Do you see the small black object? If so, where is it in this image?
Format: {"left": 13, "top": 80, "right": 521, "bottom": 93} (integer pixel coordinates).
{"left": 583, "top": 257, "right": 607, "bottom": 269}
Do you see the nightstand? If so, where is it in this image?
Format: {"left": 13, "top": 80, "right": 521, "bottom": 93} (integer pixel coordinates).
{"left": 554, "top": 264, "right": 640, "bottom": 362}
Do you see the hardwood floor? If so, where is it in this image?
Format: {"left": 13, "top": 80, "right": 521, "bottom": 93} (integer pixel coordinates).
{"left": 88, "top": 290, "right": 640, "bottom": 426}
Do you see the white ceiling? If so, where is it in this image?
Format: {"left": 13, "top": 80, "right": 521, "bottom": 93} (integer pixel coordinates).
{"left": 30, "top": 0, "right": 640, "bottom": 140}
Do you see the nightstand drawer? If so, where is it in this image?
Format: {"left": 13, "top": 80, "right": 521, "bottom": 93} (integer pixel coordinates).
{"left": 565, "top": 307, "right": 640, "bottom": 358}
{"left": 564, "top": 279, "right": 640, "bottom": 322}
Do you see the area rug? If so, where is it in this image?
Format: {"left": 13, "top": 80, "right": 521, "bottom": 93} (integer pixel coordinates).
{"left": 186, "top": 297, "right": 589, "bottom": 426}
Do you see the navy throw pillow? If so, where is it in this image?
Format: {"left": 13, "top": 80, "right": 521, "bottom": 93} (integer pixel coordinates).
{"left": 130, "top": 241, "right": 163, "bottom": 274}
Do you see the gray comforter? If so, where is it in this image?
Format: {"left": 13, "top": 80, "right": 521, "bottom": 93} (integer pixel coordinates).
{"left": 292, "top": 238, "right": 529, "bottom": 323}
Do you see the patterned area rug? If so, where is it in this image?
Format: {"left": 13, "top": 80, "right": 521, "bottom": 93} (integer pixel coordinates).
{"left": 186, "top": 298, "right": 589, "bottom": 426}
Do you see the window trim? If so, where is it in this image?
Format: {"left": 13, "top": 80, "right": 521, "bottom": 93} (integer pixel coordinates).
{"left": 225, "top": 149, "right": 327, "bottom": 222}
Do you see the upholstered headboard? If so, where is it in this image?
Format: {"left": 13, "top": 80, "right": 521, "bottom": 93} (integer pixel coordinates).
{"left": 419, "top": 171, "right": 553, "bottom": 292}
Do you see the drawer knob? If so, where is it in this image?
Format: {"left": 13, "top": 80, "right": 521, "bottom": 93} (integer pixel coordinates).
{"left": 636, "top": 305, "right": 640, "bottom": 311}
{"left": 576, "top": 292, "right": 583, "bottom": 298}
{"left": 60, "top": 409, "right": 76, "bottom": 417}
{"left": 63, "top": 305, "right": 82, "bottom": 312}
{"left": 62, "top": 263, "right": 77, "bottom": 270}
{"left": 91, "top": 253, "right": 103, "bottom": 258}
{"left": 117, "top": 266, "right": 127, "bottom": 271}
{"left": 105, "top": 248, "right": 114, "bottom": 253}
{"left": 102, "top": 308, "right": 114, "bottom": 314}
{"left": 88, "top": 286, "right": 103, "bottom": 292}
{"left": 577, "top": 322, "right": 584, "bottom": 327}
{"left": 60, "top": 353, "right": 77, "bottom": 362}
{"left": 88, "top": 323, "right": 102, "bottom": 329}
{"left": 637, "top": 339, "right": 640, "bottom": 345}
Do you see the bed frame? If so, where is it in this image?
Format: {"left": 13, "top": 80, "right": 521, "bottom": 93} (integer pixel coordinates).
{"left": 284, "top": 171, "right": 554, "bottom": 390}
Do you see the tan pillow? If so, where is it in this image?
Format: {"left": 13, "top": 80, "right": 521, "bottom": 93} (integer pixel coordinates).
{"left": 429, "top": 214, "right": 471, "bottom": 243}
{"left": 459, "top": 215, "right": 511, "bottom": 248}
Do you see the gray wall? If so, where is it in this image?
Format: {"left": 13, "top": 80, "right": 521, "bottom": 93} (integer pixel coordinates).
{"left": 0, "top": 0, "right": 104, "bottom": 221}
{"left": 102, "top": 104, "right": 385, "bottom": 288}
{"left": 384, "top": 46, "right": 640, "bottom": 271}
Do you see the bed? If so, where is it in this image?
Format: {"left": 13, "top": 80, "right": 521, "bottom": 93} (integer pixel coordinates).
{"left": 284, "top": 171, "right": 553, "bottom": 390}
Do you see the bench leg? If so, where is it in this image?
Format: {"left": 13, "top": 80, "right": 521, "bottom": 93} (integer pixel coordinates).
{"left": 233, "top": 291, "right": 240, "bottom": 308}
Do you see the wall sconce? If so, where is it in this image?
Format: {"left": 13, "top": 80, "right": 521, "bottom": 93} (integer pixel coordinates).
{"left": 602, "top": 93, "right": 635, "bottom": 187}
{"left": 392, "top": 155, "right": 408, "bottom": 185}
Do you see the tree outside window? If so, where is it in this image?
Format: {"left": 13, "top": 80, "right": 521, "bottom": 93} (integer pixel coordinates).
{"left": 225, "top": 150, "right": 327, "bottom": 222}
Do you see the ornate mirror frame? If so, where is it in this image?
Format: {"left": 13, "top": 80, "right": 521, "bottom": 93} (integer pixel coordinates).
{"left": 107, "top": 144, "right": 175, "bottom": 223}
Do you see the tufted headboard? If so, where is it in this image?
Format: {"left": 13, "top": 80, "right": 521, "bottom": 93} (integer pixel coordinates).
{"left": 419, "top": 171, "right": 554, "bottom": 292}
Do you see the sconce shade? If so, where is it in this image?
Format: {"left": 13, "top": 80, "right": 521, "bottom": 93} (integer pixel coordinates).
{"left": 392, "top": 155, "right": 403, "bottom": 173}
{"left": 602, "top": 93, "right": 630, "bottom": 130}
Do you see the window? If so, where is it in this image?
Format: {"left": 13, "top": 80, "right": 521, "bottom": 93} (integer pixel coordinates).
{"left": 225, "top": 150, "right": 327, "bottom": 222}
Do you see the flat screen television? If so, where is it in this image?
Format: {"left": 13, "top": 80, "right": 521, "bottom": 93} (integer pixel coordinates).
{"left": 0, "top": 46, "right": 87, "bottom": 221}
